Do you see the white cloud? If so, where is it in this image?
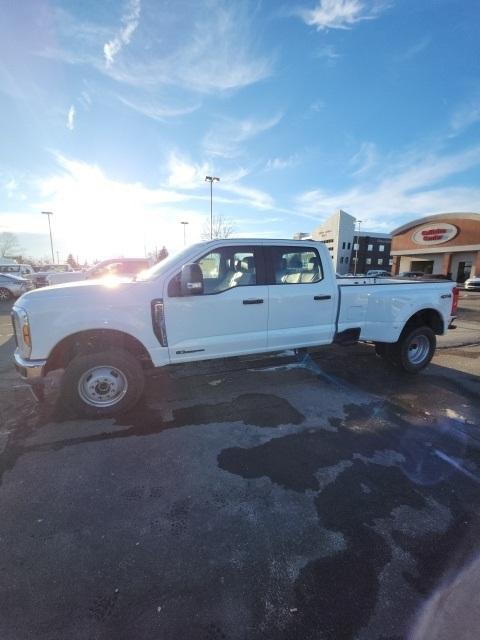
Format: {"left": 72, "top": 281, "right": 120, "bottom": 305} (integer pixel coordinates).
{"left": 395, "top": 36, "right": 431, "bottom": 62}
{"left": 350, "top": 142, "right": 377, "bottom": 176}
{"left": 218, "top": 182, "right": 275, "bottom": 210}
{"left": 118, "top": 95, "right": 200, "bottom": 121}
{"left": 296, "top": 144, "right": 480, "bottom": 227}
{"left": 104, "top": 0, "right": 141, "bottom": 67}
{"left": 203, "top": 113, "right": 283, "bottom": 158}
{"left": 300, "top": 0, "right": 390, "bottom": 31}
{"left": 450, "top": 98, "right": 480, "bottom": 133}
{"left": 165, "top": 152, "right": 277, "bottom": 210}
{"left": 47, "top": 2, "right": 273, "bottom": 95}
{"left": 66, "top": 105, "right": 76, "bottom": 130}
{"left": 309, "top": 99, "right": 325, "bottom": 113}
{"left": 315, "top": 45, "right": 341, "bottom": 61}
{"left": 265, "top": 154, "right": 300, "bottom": 171}
{"left": 80, "top": 91, "right": 92, "bottom": 110}
{"left": 166, "top": 153, "right": 210, "bottom": 189}
{"left": 5, "top": 178, "right": 18, "bottom": 197}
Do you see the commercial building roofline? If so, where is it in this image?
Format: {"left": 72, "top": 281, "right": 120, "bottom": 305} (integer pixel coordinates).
{"left": 391, "top": 212, "right": 480, "bottom": 236}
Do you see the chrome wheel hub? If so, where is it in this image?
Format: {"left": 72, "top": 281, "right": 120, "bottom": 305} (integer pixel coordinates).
{"left": 0, "top": 289, "right": 9, "bottom": 301}
{"left": 78, "top": 366, "right": 128, "bottom": 407}
{"left": 407, "top": 335, "right": 430, "bottom": 365}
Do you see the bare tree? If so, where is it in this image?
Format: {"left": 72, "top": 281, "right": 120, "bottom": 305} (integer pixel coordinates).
{"left": 201, "top": 214, "right": 235, "bottom": 241}
{"left": 0, "top": 232, "right": 20, "bottom": 258}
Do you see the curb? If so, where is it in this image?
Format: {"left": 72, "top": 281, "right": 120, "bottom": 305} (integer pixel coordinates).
{"left": 437, "top": 341, "right": 480, "bottom": 350}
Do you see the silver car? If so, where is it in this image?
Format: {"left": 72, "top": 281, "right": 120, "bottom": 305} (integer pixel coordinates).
{"left": 0, "top": 274, "right": 32, "bottom": 301}
{"left": 464, "top": 276, "right": 480, "bottom": 291}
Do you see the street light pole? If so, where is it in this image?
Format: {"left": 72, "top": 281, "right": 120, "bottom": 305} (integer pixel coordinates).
{"left": 180, "top": 221, "right": 189, "bottom": 245}
{"left": 205, "top": 176, "right": 220, "bottom": 240}
{"left": 353, "top": 219, "right": 362, "bottom": 276}
{"left": 41, "top": 211, "right": 55, "bottom": 263}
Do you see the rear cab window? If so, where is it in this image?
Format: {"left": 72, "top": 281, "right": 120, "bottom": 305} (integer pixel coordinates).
{"left": 268, "top": 246, "right": 324, "bottom": 285}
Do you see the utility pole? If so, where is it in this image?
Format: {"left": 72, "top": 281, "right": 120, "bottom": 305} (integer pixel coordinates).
{"left": 353, "top": 219, "right": 362, "bottom": 276}
{"left": 205, "top": 176, "right": 220, "bottom": 239}
{"left": 180, "top": 221, "right": 189, "bottom": 245}
{"left": 41, "top": 211, "right": 55, "bottom": 263}
{"left": 56, "top": 250, "right": 60, "bottom": 264}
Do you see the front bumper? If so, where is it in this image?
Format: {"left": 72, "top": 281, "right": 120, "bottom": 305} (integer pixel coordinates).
{"left": 14, "top": 350, "right": 47, "bottom": 380}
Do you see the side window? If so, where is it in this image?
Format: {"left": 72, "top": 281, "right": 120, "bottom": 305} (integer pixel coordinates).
{"left": 169, "top": 246, "right": 258, "bottom": 296}
{"left": 271, "top": 247, "right": 323, "bottom": 284}
{"left": 198, "top": 248, "right": 257, "bottom": 294}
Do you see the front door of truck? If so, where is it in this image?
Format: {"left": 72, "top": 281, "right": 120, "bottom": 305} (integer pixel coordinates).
{"left": 163, "top": 245, "right": 268, "bottom": 363}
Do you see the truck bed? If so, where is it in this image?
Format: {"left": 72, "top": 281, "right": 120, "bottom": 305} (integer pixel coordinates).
{"left": 335, "top": 277, "right": 455, "bottom": 343}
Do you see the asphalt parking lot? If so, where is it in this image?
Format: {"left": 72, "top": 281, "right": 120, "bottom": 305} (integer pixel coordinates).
{"left": 0, "top": 295, "right": 479, "bottom": 640}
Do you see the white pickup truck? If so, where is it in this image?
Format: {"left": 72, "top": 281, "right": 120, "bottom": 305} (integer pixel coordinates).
{"left": 12, "top": 239, "right": 458, "bottom": 417}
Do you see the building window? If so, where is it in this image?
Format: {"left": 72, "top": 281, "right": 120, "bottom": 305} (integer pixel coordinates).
{"left": 367, "top": 244, "right": 373, "bottom": 251}
{"left": 342, "top": 242, "right": 345, "bottom": 249}
{"left": 340, "top": 257, "right": 344, "bottom": 263}
{"left": 353, "top": 243, "right": 359, "bottom": 251}
{"left": 379, "top": 244, "right": 384, "bottom": 252}
{"left": 389, "top": 258, "right": 393, "bottom": 266}
{"left": 366, "top": 258, "right": 372, "bottom": 265}
{"left": 347, "top": 242, "right": 351, "bottom": 249}
{"left": 328, "top": 246, "right": 333, "bottom": 251}
{"left": 377, "top": 259, "right": 383, "bottom": 265}
{"left": 345, "top": 257, "right": 349, "bottom": 264}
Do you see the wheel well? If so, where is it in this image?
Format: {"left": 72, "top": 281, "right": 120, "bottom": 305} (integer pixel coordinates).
{"left": 45, "top": 329, "right": 154, "bottom": 375}
{"left": 403, "top": 308, "right": 444, "bottom": 336}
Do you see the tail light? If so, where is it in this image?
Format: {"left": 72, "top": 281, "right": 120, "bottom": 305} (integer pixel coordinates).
{"left": 451, "top": 287, "right": 459, "bottom": 315}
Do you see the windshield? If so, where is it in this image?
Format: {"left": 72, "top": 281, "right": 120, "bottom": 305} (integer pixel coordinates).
{"left": 136, "top": 243, "right": 204, "bottom": 281}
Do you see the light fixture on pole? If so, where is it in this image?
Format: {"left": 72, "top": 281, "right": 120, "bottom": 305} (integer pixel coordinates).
{"left": 205, "top": 176, "right": 220, "bottom": 240}
{"left": 353, "top": 219, "right": 362, "bottom": 276}
{"left": 41, "top": 211, "right": 55, "bottom": 263}
{"left": 180, "top": 221, "right": 189, "bottom": 245}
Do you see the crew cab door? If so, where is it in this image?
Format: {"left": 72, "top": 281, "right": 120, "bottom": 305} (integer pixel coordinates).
{"left": 265, "top": 245, "right": 336, "bottom": 349}
{"left": 163, "top": 245, "right": 268, "bottom": 362}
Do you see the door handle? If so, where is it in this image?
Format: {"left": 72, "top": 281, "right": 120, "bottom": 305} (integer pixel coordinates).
{"left": 314, "top": 295, "right": 332, "bottom": 301}
{"left": 243, "top": 298, "right": 264, "bottom": 304}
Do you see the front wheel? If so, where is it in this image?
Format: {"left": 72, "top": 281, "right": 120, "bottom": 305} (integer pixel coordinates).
{"left": 61, "top": 349, "right": 145, "bottom": 417}
{"left": 0, "top": 287, "right": 12, "bottom": 302}
{"left": 389, "top": 326, "right": 436, "bottom": 373}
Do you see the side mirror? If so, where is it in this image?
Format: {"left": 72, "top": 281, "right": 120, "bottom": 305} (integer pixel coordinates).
{"left": 180, "top": 263, "right": 204, "bottom": 296}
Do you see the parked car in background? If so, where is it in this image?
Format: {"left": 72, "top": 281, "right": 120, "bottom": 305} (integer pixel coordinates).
{"left": 0, "top": 274, "right": 33, "bottom": 301}
{"left": 0, "top": 263, "right": 35, "bottom": 277}
{"left": 419, "top": 273, "right": 453, "bottom": 281}
{"left": 366, "top": 270, "right": 391, "bottom": 277}
{"left": 30, "top": 264, "right": 74, "bottom": 288}
{"left": 464, "top": 275, "right": 480, "bottom": 290}
{"left": 46, "top": 258, "right": 153, "bottom": 286}
{"left": 398, "top": 271, "right": 427, "bottom": 279}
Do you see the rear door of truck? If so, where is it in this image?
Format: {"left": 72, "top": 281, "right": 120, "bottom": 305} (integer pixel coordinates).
{"left": 265, "top": 243, "right": 337, "bottom": 349}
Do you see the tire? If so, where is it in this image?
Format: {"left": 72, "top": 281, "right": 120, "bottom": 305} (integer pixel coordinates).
{"left": 0, "top": 287, "right": 12, "bottom": 302}
{"left": 61, "top": 349, "right": 145, "bottom": 418}
{"left": 389, "top": 325, "right": 436, "bottom": 373}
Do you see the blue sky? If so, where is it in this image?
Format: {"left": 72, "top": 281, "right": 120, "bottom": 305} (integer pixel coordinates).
{"left": 1, "top": 0, "right": 480, "bottom": 261}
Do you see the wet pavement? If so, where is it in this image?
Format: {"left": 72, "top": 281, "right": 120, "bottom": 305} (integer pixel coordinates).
{"left": 0, "top": 300, "right": 479, "bottom": 640}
